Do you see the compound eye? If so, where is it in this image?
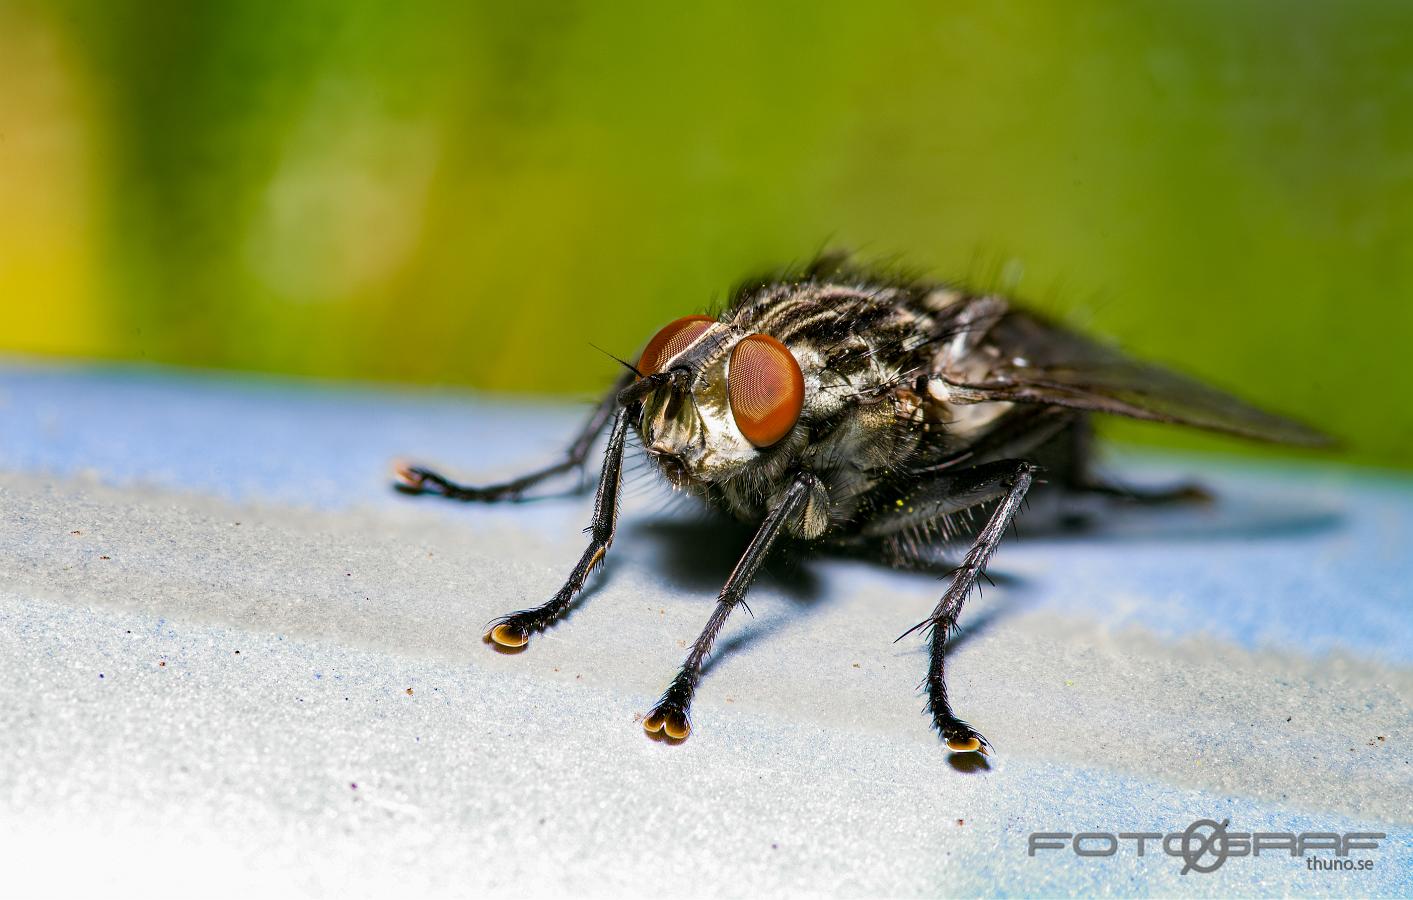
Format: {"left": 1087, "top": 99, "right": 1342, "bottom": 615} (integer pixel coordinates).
{"left": 637, "top": 315, "right": 716, "bottom": 376}
{"left": 728, "top": 334, "right": 804, "bottom": 448}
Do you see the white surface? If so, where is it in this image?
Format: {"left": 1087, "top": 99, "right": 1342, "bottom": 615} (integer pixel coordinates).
{"left": 0, "top": 360, "right": 1409, "bottom": 897}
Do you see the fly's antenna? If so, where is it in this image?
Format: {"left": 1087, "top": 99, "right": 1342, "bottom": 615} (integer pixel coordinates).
{"left": 590, "top": 343, "right": 644, "bottom": 378}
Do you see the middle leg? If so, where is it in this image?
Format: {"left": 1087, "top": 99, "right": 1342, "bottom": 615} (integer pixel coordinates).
{"left": 1049, "top": 416, "right": 1211, "bottom": 506}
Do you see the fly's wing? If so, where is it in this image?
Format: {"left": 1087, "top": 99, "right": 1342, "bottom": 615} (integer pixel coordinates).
{"left": 940, "top": 307, "right": 1333, "bottom": 446}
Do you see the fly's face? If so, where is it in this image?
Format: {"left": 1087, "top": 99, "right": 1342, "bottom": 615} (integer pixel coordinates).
{"left": 634, "top": 316, "right": 806, "bottom": 486}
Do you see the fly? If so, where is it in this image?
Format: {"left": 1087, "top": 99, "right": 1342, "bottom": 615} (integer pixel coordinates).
{"left": 393, "top": 255, "right": 1331, "bottom": 754}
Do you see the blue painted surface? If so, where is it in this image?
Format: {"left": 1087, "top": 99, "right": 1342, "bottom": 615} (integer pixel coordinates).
{"left": 2, "top": 357, "right": 1409, "bottom": 896}
{"left": 4, "top": 358, "right": 1409, "bottom": 665}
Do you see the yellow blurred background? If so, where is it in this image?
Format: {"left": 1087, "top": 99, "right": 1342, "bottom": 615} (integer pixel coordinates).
{"left": 2, "top": 1, "right": 1410, "bottom": 466}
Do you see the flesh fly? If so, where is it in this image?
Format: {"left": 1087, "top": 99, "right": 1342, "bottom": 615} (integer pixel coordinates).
{"left": 394, "top": 256, "right": 1329, "bottom": 754}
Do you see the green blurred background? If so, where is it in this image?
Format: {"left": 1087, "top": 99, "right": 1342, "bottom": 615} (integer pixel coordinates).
{"left": 2, "top": 1, "right": 1411, "bottom": 467}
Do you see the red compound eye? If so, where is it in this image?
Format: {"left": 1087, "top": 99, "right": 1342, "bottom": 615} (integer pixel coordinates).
{"left": 728, "top": 333, "right": 804, "bottom": 448}
{"left": 637, "top": 315, "right": 716, "bottom": 376}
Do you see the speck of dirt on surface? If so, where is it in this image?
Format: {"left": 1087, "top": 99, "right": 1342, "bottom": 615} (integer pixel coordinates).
{"left": 349, "top": 782, "right": 357, "bottom": 790}
{"left": 99, "top": 555, "right": 111, "bottom": 560}
{"left": 956, "top": 819, "right": 965, "bottom": 826}
{"left": 70, "top": 530, "right": 81, "bottom": 535}
{"left": 405, "top": 687, "right": 414, "bottom": 696}
{"left": 158, "top": 661, "right": 166, "bottom": 667}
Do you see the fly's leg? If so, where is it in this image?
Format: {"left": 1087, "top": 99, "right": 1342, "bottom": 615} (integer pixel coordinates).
{"left": 877, "top": 459, "right": 1037, "bottom": 754}
{"left": 483, "top": 409, "right": 630, "bottom": 648}
{"left": 1069, "top": 479, "right": 1212, "bottom": 506}
{"left": 1053, "top": 417, "right": 1210, "bottom": 506}
{"left": 393, "top": 374, "right": 628, "bottom": 503}
{"left": 643, "top": 472, "right": 815, "bottom": 741}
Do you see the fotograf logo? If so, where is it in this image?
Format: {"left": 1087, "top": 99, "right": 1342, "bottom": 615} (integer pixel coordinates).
{"left": 1028, "top": 819, "right": 1384, "bottom": 875}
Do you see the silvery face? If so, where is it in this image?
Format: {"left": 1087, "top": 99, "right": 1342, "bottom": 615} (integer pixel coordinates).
{"left": 635, "top": 323, "right": 761, "bottom": 486}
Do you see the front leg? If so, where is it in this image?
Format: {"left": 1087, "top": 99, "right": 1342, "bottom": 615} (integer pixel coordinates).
{"left": 394, "top": 373, "right": 629, "bottom": 503}
{"left": 643, "top": 472, "right": 816, "bottom": 741}
{"left": 882, "top": 460, "right": 1037, "bottom": 754}
{"left": 483, "top": 409, "right": 630, "bottom": 648}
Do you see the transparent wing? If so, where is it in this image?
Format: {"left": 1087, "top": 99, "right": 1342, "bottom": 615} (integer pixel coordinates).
{"left": 943, "top": 310, "right": 1333, "bottom": 447}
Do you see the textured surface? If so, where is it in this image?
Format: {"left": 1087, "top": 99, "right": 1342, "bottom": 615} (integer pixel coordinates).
{"left": 0, "top": 358, "right": 1410, "bottom": 897}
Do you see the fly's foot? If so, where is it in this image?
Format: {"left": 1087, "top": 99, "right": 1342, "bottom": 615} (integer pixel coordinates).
{"left": 938, "top": 717, "right": 992, "bottom": 756}
{"left": 642, "top": 703, "right": 691, "bottom": 741}
{"left": 643, "top": 679, "right": 693, "bottom": 741}
{"left": 485, "top": 616, "right": 533, "bottom": 649}
{"left": 1168, "top": 483, "right": 1215, "bottom": 505}
{"left": 392, "top": 461, "right": 515, "bottom": 502}
{"left": 392, "top": 461, "right": 446, "bottom": 495}
{"left": 1086, "top": 479, "right": 1214, "bottom": 507}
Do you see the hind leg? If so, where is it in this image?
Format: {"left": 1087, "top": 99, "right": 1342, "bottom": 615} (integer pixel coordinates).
{"left": 1048, "top": 418, "right": 1211, "bottom": 506}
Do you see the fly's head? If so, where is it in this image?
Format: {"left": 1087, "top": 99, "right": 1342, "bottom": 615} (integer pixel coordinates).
{"left": 623, "top": 315, "right": 807, "bottom": 488}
